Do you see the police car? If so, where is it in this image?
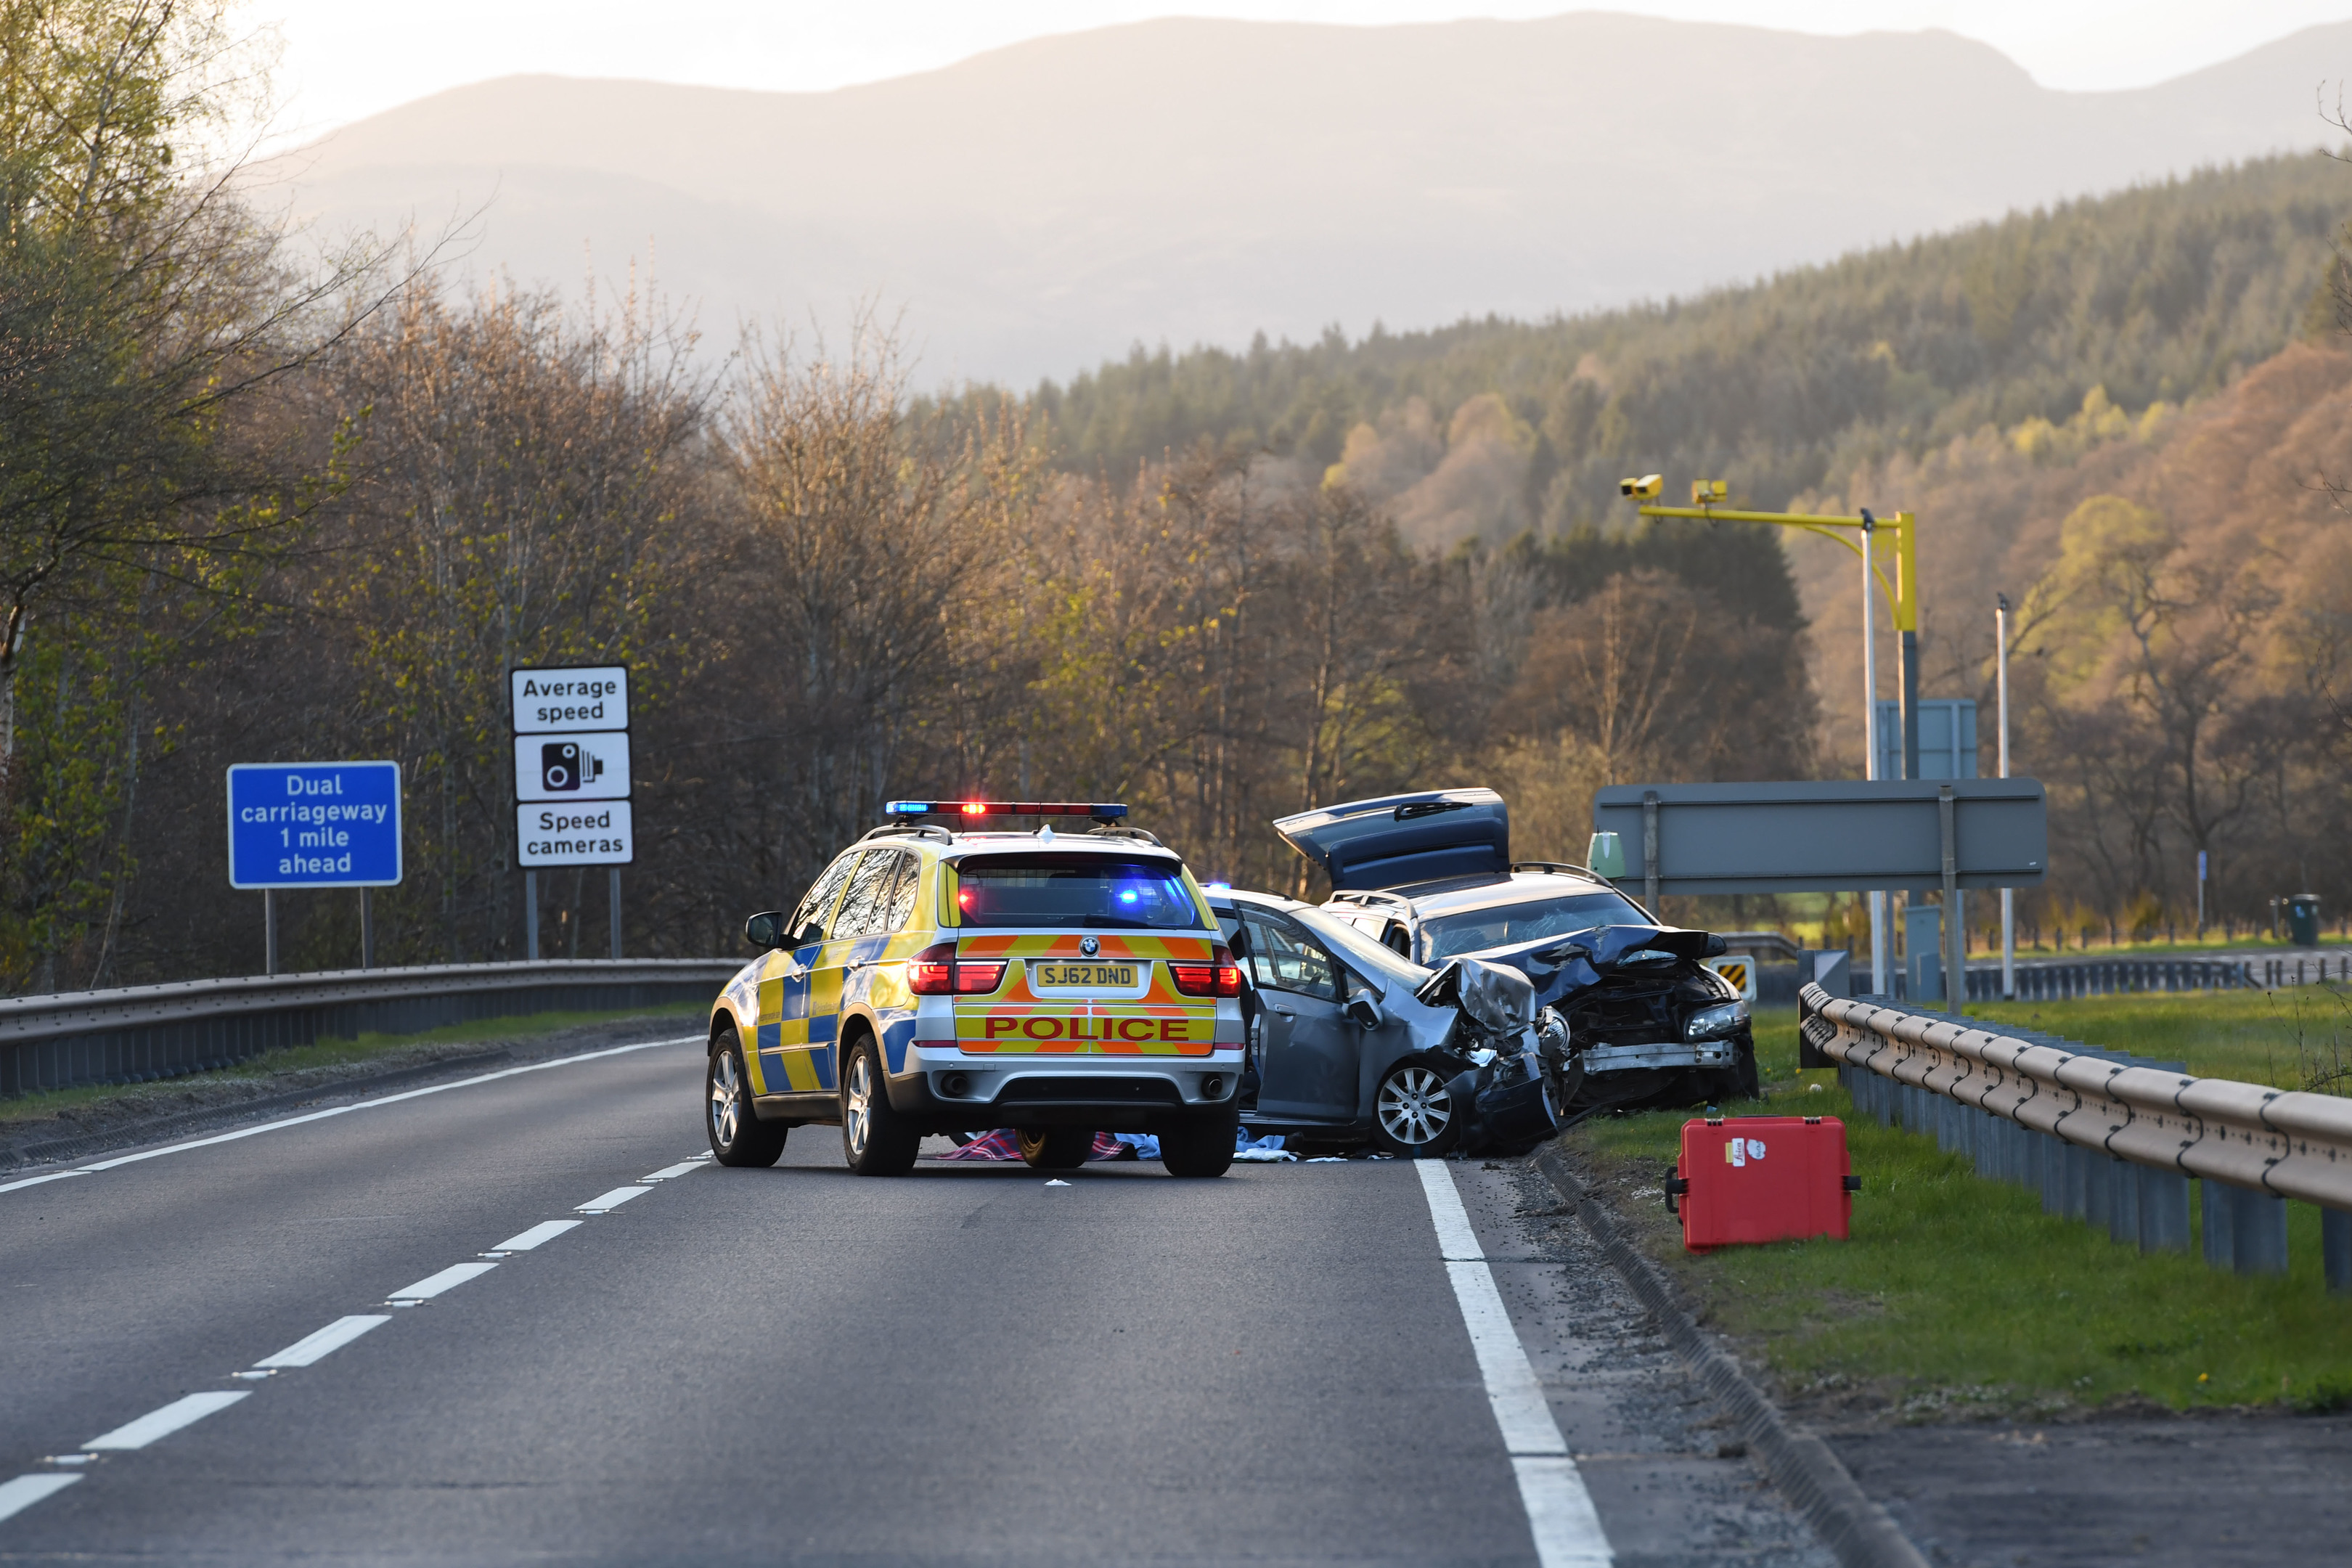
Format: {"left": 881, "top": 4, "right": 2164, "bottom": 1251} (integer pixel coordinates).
{"left": 705, "top": 801, "right": 1247, "bottom": 1177}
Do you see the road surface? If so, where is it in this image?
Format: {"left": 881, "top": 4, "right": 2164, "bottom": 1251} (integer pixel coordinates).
{"left": 0, "top": 1032, "right": 1829, "bottom": 1565}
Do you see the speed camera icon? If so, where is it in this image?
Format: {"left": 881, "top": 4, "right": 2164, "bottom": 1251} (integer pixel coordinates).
{"left": 513, "top": 730, "right": 628, "bottom": 801}
{"left": 540, "top": 741, "right": 605, "bottom": 793}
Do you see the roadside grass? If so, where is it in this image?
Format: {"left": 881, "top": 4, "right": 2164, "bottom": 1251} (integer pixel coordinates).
{"left": 1965, "top": 987, "right": 2352, "bottom": 1091}
{"left": 1561, "top": 1005, "right": 2352, "bottom": 1419}
{"left": 0, "top": 1000, "right": 705, "bottom": 1135}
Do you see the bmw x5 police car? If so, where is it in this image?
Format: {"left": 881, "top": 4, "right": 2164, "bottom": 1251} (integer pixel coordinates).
{"left": 705, "top": 802, "right": 1247, "bottom": 1177}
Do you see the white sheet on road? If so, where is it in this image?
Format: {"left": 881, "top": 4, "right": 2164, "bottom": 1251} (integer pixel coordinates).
{"left": 1418, "top": 1159, "right": 1614, "bottom": 1568}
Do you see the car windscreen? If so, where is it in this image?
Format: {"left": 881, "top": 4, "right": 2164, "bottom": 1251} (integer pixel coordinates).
{"left": 952, "top": 854, "right": 1204, "bottom": 930}
{"left": 1420, "top": 890, "right": 1650, "bottom": 961}
{"left": 1291, "top": 907, "right": 1432, "bottom": 989}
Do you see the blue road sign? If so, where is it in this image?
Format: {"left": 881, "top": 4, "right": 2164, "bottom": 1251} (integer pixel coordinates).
{"left": 227, "top": 761, "right": 403, "bottom": 889}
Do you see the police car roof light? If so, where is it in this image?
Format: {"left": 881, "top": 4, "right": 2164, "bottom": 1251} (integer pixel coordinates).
{"left": 884, "top": 800, "right": 1127, "bottom": 822}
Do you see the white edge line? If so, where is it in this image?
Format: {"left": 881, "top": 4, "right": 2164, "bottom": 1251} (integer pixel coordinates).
{"left": 0, "top": 1472, "right": 83, "bottom": 1524}
{"left": 494, "top": 1219, "right": 582, "bottom": 1252}
{"left": 9, "top": 1034, "right": 703, "bottom": 1185}
{"left": 82, "top": 1390, "right": 251, "bottom": 1451}
{"left": 576, "top": 1185, "right": 651, "bottom": 1212}
{"left": 1418, "top": 1161, "right": 1613, "bottom": 1568}
{"left": 0, "top": 1169, "right": 89, "bottom": 1194}
{"left": 388, "top": 1260, "right": 498, "bottom": 1301}
{"left": 255, "top": 1315, "right": 391, "bottom": 1369}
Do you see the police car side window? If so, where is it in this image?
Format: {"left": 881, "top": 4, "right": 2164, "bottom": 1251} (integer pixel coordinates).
{"left": 831, "top": 852, "right": 900, "bottom": 939}
{"left": 878, "top": 852, "right": 921, "bottom": 933}
{"left": 1241, "top": 915, "right": 1339, "bottom": 1002}
{"left": 792, "top": 853, "right": 860, "bottom": 942}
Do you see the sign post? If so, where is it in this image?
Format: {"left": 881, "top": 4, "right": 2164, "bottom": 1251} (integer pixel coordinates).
{"left": 510, "top": 665, "right": 633, "bottom": 958}
{"left": 226, "top": 761, "right": 403, "bottom": 975}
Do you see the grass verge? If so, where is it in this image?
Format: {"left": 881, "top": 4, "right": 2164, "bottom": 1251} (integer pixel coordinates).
{"left": 0, "top": 1000, "right": 706, "bottom": 1137}
{"left": 1965, "top": 987, "right": 2352, "bottom": 1090}
{"left": 1559, "top": 1006, "right": 2352, "bottom": 1421}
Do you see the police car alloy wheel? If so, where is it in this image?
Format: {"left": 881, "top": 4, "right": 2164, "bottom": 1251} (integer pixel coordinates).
{"left": 1372, "top": 1055, "right": 1461, "bottom": 1158}
{"left": 706, "top": 1030, "right": 786, "bottom": 1167}
{"left": 840, "top": 1037, "right": 919, "bottom": 1176}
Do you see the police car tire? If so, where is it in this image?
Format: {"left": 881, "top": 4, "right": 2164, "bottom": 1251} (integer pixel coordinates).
{"left": 706, "top": 1032, "right": 787, "bottom": 1168}
{"left": 1016, "top": 1127, "right": 1093, "bottom": 1170}
{"left": 1159, "top": 1111, "right": 1236, "bottom": 1177}
{"left": 840, "top": 1036, "right": 920, "bottom": 1176}
{"left": 1371, "top": 1054, "right": 1462, "bottom": 1159}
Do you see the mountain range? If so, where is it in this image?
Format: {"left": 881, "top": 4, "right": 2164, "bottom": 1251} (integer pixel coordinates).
{"left": 258, "top": 13, "right": 2352, "bottom": 385}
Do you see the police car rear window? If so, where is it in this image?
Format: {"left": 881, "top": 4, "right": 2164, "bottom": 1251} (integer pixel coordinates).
{"left": 953, "top": 854, "right": 1202, "bottom": 930}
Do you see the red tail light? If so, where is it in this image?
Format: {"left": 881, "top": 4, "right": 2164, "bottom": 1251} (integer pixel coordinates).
{"left": 908, "top": 942, "right": 1005, "bottom": 996}
{"left": 1170, "top": 947, "right": 1244, "bottom": 998}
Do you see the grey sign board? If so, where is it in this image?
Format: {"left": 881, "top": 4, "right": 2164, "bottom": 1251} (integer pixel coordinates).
{"left": 1591, "top": 778, "right": 2047, "bottom": 895}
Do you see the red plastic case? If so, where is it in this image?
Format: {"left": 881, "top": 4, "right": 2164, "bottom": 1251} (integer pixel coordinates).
{"left": 1667, "top": 1115, "right": 1854, "bottom": 1253}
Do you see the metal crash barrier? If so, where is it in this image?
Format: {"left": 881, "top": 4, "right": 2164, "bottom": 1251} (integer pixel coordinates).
{"left": 1, "top": 960, "right": 738, "bottom": 1099}
{"left": 1800, "top": 984, "right": 2352, "bottom": 1291}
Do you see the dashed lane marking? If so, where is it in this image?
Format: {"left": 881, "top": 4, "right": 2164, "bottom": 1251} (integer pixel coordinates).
{"left": 0, "top": 1475, "right": 82, "bottom": 1524}
{"left": 493, "top": 1220, "right": 581, "bottom": 1252}
{"left": 0, "top": 1035, "right": 705, "bottom": 1197}
{"left": 2, "top": 1151, "right": 713, "bottom": 1534}
{"left": 1417, "top": 1160, "right": 1614, "bottom": 1568}
{"left": 83, "top": 1391, "right": 252, "bottom": 1452}
{"left": 255, "top": 1315, "right": 391, "bottom": 1369}
{"left": 388, "top": 1261, "right": 499, "bottom": 1302}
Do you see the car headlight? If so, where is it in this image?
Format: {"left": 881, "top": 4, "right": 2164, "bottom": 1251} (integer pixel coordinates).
{"left": 1685, "top": 1000, "right": 1749, "bottom": 1041}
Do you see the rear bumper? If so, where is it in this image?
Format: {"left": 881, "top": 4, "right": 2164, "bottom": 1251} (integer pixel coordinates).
{"left": 886, "top": 1057, "right": 1242, "bottom": 1131}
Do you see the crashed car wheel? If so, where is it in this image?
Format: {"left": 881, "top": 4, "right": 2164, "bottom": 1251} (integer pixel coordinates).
{"left": 1017, "top": 1127, "right": 1093, "bottom": 1170}
{"left": 1372, "top": 1054, "right": 1462, "bottom": 1159}
{"left": 706, "top": 1029, "right": 788, "bottom": 1169}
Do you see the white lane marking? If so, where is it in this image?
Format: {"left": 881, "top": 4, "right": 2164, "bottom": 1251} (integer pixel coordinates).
{"left": 388, "top": 1261, "right": 498, "bottom": 1300}
{"left": 494, "top": 1219, "right": 581, "bottom": 1251}
{"left": 1419, "top": 1155, "right": 1485, "bottom": 1259}
{"left": 83, "top": 1391, "right": 252, "bottom": 1451}
{"left": 7, "top": 1034, "right": 703, "bottom": 1191}
{"left": 0, "top": 1169, "right": 90, "bottom": 1195}
{"left": 255, "top": 1315, "right": 391, "bottom": 1368}
{"left": 0, "top": 1473, "right": 83, "bottom": 1523}
{"left": 576, "top": 1185, "right": 650, "bottom": 1212}
{"left": 642, "top": 1158, "right": 707, "bottom": 1180}
{"left": 1417, "top": 1160, "right": 1613, "bottom": 1568}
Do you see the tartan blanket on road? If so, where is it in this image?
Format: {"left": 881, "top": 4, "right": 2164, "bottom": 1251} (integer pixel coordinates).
{"left": 933, "top": 1130, "right": 1135, "bottom": 1162}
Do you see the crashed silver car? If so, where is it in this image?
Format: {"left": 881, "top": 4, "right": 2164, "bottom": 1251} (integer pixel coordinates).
{"left": 1205, "top": 886, "right": 1571, "bottom": 1158}
{"left": 1273, "top": 787, "right": 1757, "bottom": 1116}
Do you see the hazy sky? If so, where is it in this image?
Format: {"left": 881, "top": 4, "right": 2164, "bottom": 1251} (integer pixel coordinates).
{"left": 254, "top": 1, "right": 2352, "bottom": 146}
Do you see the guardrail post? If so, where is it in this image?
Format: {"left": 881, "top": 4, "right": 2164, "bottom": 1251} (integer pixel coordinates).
{"left": 2202, "top": 1180, "right": 2235, "bottom": 1269}
{"left": 2140, "top": 1167, "right": 2191, "bottom": 1253}
{"left": 2234, "top": 1188, "right": 2289, "bottom": 1275}
{"left": 2085, "top": 1152, "right": 2111, "bottom": 1233}
{"left": 2105, "top": 1156, "right": 2138, "bottom": 1245}
{"left": 2324, "top": 1209, "right": 2352, "bottom": 1294}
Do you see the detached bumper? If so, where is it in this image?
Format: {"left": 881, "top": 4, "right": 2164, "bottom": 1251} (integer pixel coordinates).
{"left": 1581, "top": 1037, "right": 1740, "bottom": 1074}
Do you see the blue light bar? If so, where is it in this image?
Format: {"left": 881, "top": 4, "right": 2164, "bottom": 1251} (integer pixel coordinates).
{"left": 883, "top": 800, "right": 1128, "bottom": 820}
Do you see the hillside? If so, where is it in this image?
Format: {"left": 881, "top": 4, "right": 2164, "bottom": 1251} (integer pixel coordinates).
{"left": 258, "top": 15, "right": 2352, "bottom": 387}
{"left": 1003, "top": 153, "right": 2345, "bottom": 523}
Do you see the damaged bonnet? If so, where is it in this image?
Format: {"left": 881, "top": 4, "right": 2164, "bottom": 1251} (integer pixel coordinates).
{"left": 1415, "top": 957, "right": 1536, "bottom": 1034}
